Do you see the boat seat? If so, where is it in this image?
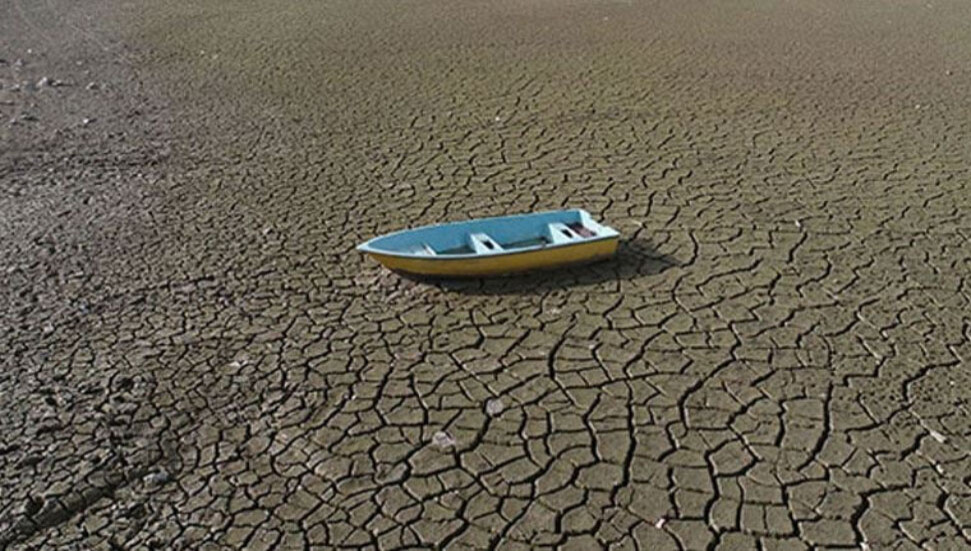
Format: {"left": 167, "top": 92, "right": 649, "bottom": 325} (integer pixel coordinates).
{"left": 468, "top": 233, "right": 503, "bottom": 254}
{"left": 405, "top": 243, "right": 437, "bottom": 256}
{"left": 547, "top": 223, "right": 582, "bottom": 244}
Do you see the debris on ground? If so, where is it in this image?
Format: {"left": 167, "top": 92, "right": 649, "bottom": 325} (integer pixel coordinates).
{"left": 485, "top": 398, "right": 504, "bottom": 417}
{"left": 432, "top": 431, "right": 456, "bottom": 449}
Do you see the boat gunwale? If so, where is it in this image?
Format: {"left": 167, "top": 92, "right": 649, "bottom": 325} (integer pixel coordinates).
{"left": 356, "top": 209, "right": 619, "bottom": 261}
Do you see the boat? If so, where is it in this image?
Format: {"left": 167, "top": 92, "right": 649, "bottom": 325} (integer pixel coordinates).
{"left": 357, "top": 209, "right": 620, "bottom": 277}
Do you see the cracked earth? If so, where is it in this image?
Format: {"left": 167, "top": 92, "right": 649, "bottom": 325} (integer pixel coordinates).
{"left": 2, "top": 0, "right": 970, "bottom": 549}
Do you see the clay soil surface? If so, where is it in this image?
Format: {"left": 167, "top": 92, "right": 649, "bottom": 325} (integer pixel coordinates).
{"left": 2, "top": 0, "right": 970, "bottom": 549}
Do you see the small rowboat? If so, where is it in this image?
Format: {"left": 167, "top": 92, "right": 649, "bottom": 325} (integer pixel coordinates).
{"left": 357, "top": 209, "right": 620, "bottom": 278}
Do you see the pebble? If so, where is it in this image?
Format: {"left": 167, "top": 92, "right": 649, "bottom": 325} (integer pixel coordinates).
{"left": 37, "top": 76, "right": 50, "bottom": 87}
{"left": 485, "top": 398, "right": 504, "bottom": 417}
{"left": 928, "top": 429, "right": 947, "bottom": 444}
{"left": 86, "top": 82, "right": 99, "bottom": 90}
{"left": 143, "top": 468, "right": 171, "bottom": 486}
{"left": 82, "top": 117, "right": 94, "bottom": 126}
{"left": 654, "top": 517, "right": 667, "bottom": 529}
{"left": 432, "top": 431, "right": 456, "bottom": 449}
{"left": 42, "top": 323, "right": 55, "bottom": 335}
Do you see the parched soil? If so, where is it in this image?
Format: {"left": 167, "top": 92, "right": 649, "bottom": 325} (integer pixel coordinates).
{"left": 1, "top": 0, "right": 969, "bottom": 549}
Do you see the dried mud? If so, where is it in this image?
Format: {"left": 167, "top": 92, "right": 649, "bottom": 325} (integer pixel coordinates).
{"left": 1, "top": 0, "right": 970, "bottom": 549}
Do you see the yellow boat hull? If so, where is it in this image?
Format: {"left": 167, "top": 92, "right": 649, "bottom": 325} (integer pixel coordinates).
{"left": 365, "top": 237, "right": 619, "bottom": 278}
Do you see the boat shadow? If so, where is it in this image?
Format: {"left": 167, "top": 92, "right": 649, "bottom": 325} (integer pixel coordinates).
{"left": 408, "top": 237, "right": 679, "bottom": 296}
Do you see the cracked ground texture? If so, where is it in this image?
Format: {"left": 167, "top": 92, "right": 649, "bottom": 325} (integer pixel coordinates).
{"left": 1, "top": 0, "right": 970, "bottom": 549}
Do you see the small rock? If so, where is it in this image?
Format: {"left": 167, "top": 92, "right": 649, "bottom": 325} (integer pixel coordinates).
{"left": 36, "top": 76, "right": 50, "bottom": 87}
{"left": 945, "top": 70, "right": 952, "bottom": 76}
{"left": 432, "top": 431, "right": 456, "bottom": 449}
{"left": 794, "top": 219, "right": 802, "bottom": 228}
{"left": 654, "top": 517, "right": 667, "bottom": 529}
{"left": 143, "top": 469, "right": 171, "bottom": 486}
{"left": 928, "top": 429, "right": 947, "bottom": 444}
{"left": 86, "top": 82, "right": 99, "bottom": 90}
{"left": 914, "top": 104, "right": 922, "bottom": 109}
{"left": 42, "top": 323, "right": 55, "bottom": 335}
{"left": 485, "top": 398, "right": 504, "bottom": 417}
{"left": 82, "top": 117, "right": 94, "bottom": 126}
{"left": 14, "top": 58, "right": 24, "bottom": 67}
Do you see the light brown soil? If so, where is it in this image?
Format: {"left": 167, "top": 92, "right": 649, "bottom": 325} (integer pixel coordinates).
{"left": 2, "top": 0, "right": 970, "bottom": 549}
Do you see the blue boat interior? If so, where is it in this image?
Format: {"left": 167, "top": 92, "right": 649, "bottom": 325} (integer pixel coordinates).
{"left": 358, "top": 209, "right": 618, "bottom": 258}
